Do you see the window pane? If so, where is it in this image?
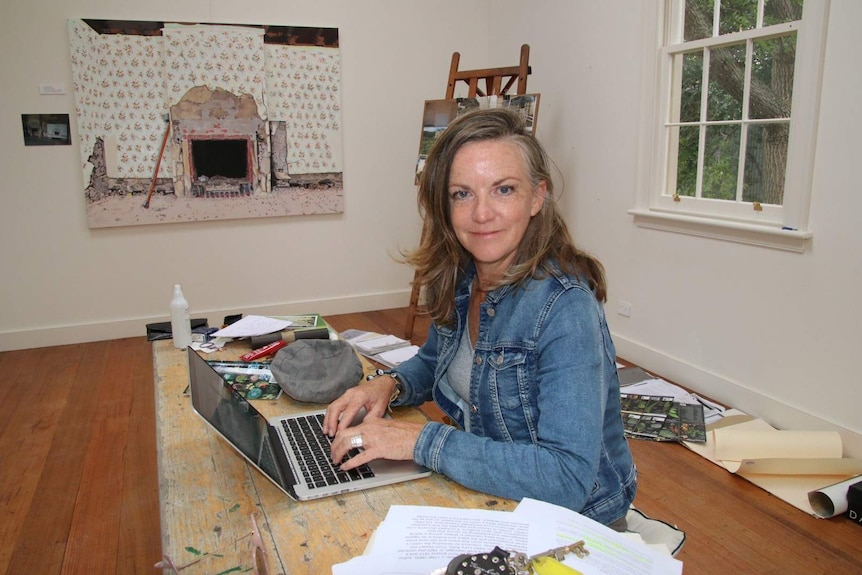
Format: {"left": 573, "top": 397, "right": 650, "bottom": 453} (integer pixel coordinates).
{"left": 672, "top": 125, "right": 701, "bottom": 197}
{"left": 764, "top": 0, "right": 803, "bottom": 26}
{"left": 743, "top": 123, "right": 788, "bottom": 205}
{"left": 702, "top": 124, "right": 740, "bottom": 200}
{"left": 684, "top": 0, "right": 715, "bottom": 41}
{"left": 718, "top": 0, "right": 757, "bottom": 35}
{"left": 678, "top": 52, "right": 704, "bottom": 123}
{"left": 707, "top": 44, "right": 745, "bottom": 121}
{"left": 749, "top": 35, "right": 796, "bottom": 120}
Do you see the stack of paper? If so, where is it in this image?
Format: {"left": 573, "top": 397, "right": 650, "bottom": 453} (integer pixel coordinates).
{"left": 331, "top": 498, "right": 682, "bottom": 575}
{"left": 374, "top": 344, "right": 420, "bottom": 368}
{"left": 352, "top": 333, "right": 411, "bottom": 355}
{"left": 341, "top": 329, "right": 419, "bottom": 368}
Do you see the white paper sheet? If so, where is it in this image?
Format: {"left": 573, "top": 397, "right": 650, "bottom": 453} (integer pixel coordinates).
{"left": 376, "top": 345, "right": 420, "bottom": 367}
{"left": 211, "top": 315, "right": 293, "bottom": 338}
{"left": 513, "top": 498, "right": 683, "bottom": 575}
{"left": 353, "top": 334, "right": 409, "bottom": 354}
{"left": 331, "top": 500, "right": 683, "bottom": 575}
{"left": 332, "top": 505, "right": 534, "bottom": 575}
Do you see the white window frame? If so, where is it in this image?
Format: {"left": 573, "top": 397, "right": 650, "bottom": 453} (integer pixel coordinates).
{"left": 631, "top": 0, "right": 830, "bottom": 252}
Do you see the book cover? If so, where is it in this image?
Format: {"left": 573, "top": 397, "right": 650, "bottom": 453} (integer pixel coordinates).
{"left": 672, "top": 401, "right": 707, "bottom": 443}
{"left": 620, "top": 393, "right": 706, "bottom": 443}
{"left": 207, "top": 360, "right": 282, "bottom": 400}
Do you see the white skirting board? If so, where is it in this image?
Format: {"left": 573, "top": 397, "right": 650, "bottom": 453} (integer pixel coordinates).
{"left": 0, "top": 290, "right": 411, "bottom": 352}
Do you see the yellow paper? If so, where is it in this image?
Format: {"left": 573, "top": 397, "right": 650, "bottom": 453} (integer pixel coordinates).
{"left": 533, "top": 556, "right": 584, "bottom": 575}
{"left": 714, "top": 428, "right": 843, "bottom": 473}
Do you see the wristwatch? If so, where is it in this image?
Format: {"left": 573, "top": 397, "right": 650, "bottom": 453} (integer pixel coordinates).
{"left": 366, "top": 369, "right": 402, "bottom": 412}
{"left": 388, "top": 375, "right": 403, "bottom": 405}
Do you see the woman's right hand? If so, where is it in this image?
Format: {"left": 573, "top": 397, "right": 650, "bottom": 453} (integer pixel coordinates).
{"left": 322, "top": 375, "right": 397, "bottom": 437}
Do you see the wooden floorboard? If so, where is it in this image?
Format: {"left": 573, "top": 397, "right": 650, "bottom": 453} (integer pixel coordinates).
{"left": 0, "top": 308, "right": 860, "bottom": 574}
{"left": 61, "top": 339, "right": 127, "bottom": 574}
{"left": 0, "top": 343, "right": 85, "bottom": 575}
{"left": 118, "top": 338, "right": 160, "bottom": 574}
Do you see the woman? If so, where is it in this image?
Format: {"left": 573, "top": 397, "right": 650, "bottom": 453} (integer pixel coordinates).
{"left": 324, "top": 108, "right": 636, "bottom": 527}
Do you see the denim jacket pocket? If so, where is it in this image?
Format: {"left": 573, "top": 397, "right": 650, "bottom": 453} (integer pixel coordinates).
{"left": 434, "top": 323, "right": 457, "bottom": 360}
{"left": 487, "top": 346, "right": 529, "bottom": 411}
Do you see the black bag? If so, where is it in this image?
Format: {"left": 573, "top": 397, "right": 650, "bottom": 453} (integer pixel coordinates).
{"left": 145, "top": 318, "right": 208, "bottom": 341}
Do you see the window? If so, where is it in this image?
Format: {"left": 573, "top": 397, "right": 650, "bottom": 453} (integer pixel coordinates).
{"left": 631, "top": 0, "right": 830, "bottom": 251}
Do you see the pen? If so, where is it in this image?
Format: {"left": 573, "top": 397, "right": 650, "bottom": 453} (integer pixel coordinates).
{"left": 695, "top": 395, "right": 725, "bottom": 413}
{"left": 248, "top": 327, "right": 331, "bottom": 348}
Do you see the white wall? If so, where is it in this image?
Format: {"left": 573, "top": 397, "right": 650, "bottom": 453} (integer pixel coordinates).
{"left": 0, "top": 0, "right": 491, "bottom": 349}
{"left": 489, "top": 0, "right": 862, "bottom": 456}
{"left": 3, "top": 0, "right": 860, "bottom": 455}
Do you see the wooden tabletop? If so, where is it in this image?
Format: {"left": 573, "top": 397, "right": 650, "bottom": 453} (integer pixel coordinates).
{"left": 153, "top": 339, "right": 515, "bottom": 574}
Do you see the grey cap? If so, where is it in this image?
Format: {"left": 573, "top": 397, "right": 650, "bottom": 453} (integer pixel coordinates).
{"left": 270, "top": 339, "right": 363, "bottom": 403}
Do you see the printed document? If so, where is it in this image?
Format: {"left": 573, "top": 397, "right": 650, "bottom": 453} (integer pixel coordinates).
{"left": 331, "top": 500, "right": 682, "bottom": 575}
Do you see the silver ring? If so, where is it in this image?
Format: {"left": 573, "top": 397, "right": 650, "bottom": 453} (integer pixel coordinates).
{"left": 350, "top": 434, "right": 363, "bottom": 449}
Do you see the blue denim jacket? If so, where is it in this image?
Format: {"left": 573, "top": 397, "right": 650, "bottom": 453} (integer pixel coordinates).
{"left": 394, "top": 266, "right": 637, "bottom": 525}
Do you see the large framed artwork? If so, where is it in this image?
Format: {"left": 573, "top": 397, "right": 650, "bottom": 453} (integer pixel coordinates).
{"left": 415, "top": 94, "right": 540, "bottom": 185}
{"left": 68, "top": 19, "right": 343, "bottom": 228}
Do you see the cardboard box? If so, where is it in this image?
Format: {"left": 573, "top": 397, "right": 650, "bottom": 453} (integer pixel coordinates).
{"left": 848, "top": 481, "right": 862, "bottom": 525}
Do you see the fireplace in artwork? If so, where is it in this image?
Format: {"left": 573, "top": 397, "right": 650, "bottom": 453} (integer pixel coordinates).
{"left": 187, "top": 137, "right": 255, "bottom": 197}
{"left": 171, "top": 86, "right": 268, "bottom": 199}
{"left": 190, "top": 138, "right": 250, "bottom": 180}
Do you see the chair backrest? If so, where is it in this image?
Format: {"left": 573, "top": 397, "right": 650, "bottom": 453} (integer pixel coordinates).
{"left": 445, "top": 44, "right": 531, "bottom": 99}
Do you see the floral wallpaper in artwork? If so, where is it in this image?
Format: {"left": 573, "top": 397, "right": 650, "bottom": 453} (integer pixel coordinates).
{"left": 69, "top": 19, "right": 168, "bottom": 180}
{"left": 265, "top": 45, "right": 342, "bottom": 173}
{"left": 68, "top": 20, "right": 345, "bottom": 228}
{"left": 162, "top": 25, "right": 267, "bottom": 119}
{"left": 69, "top": 20, "right": 344, "bottom": 182}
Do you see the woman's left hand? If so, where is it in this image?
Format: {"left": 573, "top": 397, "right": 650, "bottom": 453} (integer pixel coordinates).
{"left": 331, "top": 416, "right": 424, "bottom": 471}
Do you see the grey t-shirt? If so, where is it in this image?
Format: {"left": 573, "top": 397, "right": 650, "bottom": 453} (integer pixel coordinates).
{"left": 447, "top": 317, "right": 474, "bottom": 432}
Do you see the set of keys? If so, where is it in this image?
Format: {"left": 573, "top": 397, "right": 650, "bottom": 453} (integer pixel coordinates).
{"left": 438, "top": 540, "right": 590, "bottom": 575}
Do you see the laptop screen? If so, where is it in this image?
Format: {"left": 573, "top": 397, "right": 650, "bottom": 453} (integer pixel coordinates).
{"left": 187, "top": 349, "right": 289, "bottom": 490}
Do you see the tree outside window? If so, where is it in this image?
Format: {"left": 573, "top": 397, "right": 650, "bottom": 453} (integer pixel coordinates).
{"left": 669, "top": 0, "right": 801, "bottom": 207}
{"left": 633, "top": 0, "right": 829, "bottom": 250}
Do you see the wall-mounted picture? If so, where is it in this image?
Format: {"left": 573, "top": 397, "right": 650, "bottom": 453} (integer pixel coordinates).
{"left": 22, "top": 114, "right": 72, "bottom": 146}
{"left": 68, "top": 19, "right": 344, "bottom": 228}
{"left": 415, "top": 94, "right": 540, "bottom": 184}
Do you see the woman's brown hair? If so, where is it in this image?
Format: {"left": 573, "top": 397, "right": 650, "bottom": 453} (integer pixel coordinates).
{"left": 402, "top": 108, "right": 606, "bottom": 327}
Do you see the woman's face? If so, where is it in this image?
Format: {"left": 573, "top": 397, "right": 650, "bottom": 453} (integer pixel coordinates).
{"left": 448, "top": 139, "right": 546, "bottom": 282}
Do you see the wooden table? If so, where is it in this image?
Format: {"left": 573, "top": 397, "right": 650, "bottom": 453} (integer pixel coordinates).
{"left": 153, "top": 340, "right": 515, "bottom": 574}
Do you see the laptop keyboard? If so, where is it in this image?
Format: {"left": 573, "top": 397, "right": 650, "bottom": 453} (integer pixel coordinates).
{"left": 281, "top": 413, "right": 375, "bottom": 490}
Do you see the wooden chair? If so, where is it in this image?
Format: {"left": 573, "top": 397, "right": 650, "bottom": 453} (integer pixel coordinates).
{"left": 404, "top": 45, "right": 532, "bottom": 339}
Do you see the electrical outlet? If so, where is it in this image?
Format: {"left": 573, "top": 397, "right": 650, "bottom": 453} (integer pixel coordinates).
{"left": 617, "top": 301, "right": 632, "bottom": 318}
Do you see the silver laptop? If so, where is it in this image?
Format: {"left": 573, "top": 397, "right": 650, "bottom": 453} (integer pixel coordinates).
{"left": 187, "top": 348, "right": 431, "bottom": 501}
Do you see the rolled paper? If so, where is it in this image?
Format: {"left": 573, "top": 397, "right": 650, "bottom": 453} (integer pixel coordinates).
{"left": 808, "top": 474, "right": 862, "bottom": 518}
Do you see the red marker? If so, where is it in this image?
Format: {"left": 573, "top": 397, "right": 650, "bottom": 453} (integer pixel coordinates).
{"left": 240, "top": 339, "right": 288, "bottom": 361}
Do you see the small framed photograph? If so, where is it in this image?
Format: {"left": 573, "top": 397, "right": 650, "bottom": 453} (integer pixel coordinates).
{"left": 22, "top": 113, "right": 72, "bottom": 146}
